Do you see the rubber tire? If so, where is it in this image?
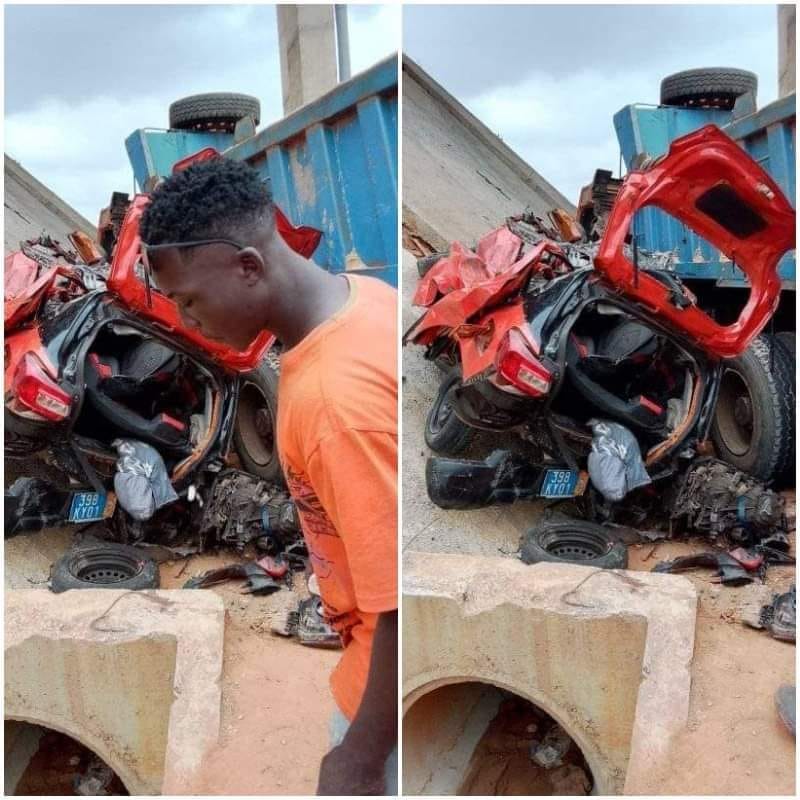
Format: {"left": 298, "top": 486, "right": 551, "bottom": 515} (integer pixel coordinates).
{"left": 521, "top": 518, "right": 628, "bottom": 569}
{"left": 169, "top": 92, "right": 261, "bottom": 132}
{"left": 775, "top": 331, "right": 796, "bottom": 359}
{"left": 50, "top": 543, "right": 159, "bottom": 592}
{"left": 417, "top": 252, "right": 449, "bottom": 277}
{"left": 772, "top": 332, "right": 796, "bottom": 486}
{"left": 425, "top": 369, "right": 474, "bottom": 455}
{"left": 711, "top": 335, "right": 794, "bottom": 483}
{"left": 660, "top": 68, "right": 757, "bottom": 110}
{"left": 233, "top": 358, "right": 284, "bottom": 485}
{"left": 4, "top": 408, "right": 47, "bottom": 457}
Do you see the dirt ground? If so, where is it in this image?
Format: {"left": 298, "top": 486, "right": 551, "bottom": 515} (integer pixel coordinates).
{"left": 4, "top": 530, "right": 340, "bottom": 796}
{"left": 401, "top": 245, "right": 796, "bottom": 795}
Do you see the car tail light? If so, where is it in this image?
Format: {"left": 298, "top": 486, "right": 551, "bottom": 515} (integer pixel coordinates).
{"left": 13, "top": 353, "right": 72, "bottom": 421}
{"left": 496, "top": 329, "right": 552, "bottom": 397}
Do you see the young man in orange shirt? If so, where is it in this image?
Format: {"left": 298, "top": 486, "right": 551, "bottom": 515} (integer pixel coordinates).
{"left": 140, "top": 158, "right": 398, "bottom": 795}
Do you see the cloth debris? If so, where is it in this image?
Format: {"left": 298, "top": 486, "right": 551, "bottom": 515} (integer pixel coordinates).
{"left": 112, "top": 439, "right": 177, "bottom": 521}
{"left": 587, "top": 419, "right": 651, "bottom": 501}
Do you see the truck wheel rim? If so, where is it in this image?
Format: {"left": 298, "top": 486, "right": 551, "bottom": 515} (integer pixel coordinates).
{"left": 238, "top": 383, "right": 276, "bottom": 467}
{"left": 716, "top": 369, "right": 754, "bottom": 457}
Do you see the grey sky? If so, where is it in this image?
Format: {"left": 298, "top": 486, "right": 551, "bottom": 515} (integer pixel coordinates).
{"left": 4, "top": 4, "right": 399, "bottom": 222}
{"left": 404, "top": 4, "right": 780, "bottom": 205}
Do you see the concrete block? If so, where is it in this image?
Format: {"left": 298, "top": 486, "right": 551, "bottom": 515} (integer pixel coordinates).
{"left": 402, "top": 553, "right": 698, "bottom": 795}
{"left": 5, "top": 589, "right": 224, "bottom": 795}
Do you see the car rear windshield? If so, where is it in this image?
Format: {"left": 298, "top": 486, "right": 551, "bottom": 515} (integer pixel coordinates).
{"left": 695, "top": 181, "right": 767, "bottom": 239}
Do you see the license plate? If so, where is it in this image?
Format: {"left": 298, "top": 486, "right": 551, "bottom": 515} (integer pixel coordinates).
{"left": 68, "top": 492, "right": 115, "bottom": 523}
{"left": 539, "top": 469, "right": 586, "bottom": 498}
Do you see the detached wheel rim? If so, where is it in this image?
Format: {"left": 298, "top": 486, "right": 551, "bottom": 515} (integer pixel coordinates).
{"left": 238, "top": 382, "right": 276, "bottom": 467}
{"left": 71, "top": 552, "right": 143, "bottom": 585}
{"left": 716, "top": 369, "right": 755, "bottom": 457}
{"left": 539, "top": 529, "right": 612, "bottom": 561}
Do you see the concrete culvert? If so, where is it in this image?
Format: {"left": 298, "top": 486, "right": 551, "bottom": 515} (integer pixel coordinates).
{"left": 403, "top": 682, "right": 594, "bottom": 795}
{"left": 5, "top": 720, "right": 129, "bottom": 795}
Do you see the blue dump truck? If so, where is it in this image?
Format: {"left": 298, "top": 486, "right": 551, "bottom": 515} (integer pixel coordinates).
{"left": 610, "top": 68, "right": 795, "bottom": 332}
{"left": 121, "top": 55, "right": 398, "bottom": 286}
{"left": 586, "top": 68, "right": 795, "bottom": 485}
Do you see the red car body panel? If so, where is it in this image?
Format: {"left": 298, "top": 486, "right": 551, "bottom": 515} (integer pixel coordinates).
{"left": 594, "top": 125, "right": 795, "bottom": 358}
{"left": 409, "top": 125, "right": 795, "bottom": 367}
{"left": 106, "top": 194, "right": 276, "bottom": 372}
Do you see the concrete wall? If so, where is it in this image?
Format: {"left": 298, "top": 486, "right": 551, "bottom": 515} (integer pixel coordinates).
{"left": 5, "top": 590, "right": 224, "bottom": 795}
{"left": 403, "top": 553, "right": 698, "bottom": 795}
{"left": 402, "top": 56, "right": 574, "bottom": 251}
{"left": 778, "top": 5, "right": 796, "bottom": 97}
{"left": 4, "top": 156, "right": 95, "bottom": 254}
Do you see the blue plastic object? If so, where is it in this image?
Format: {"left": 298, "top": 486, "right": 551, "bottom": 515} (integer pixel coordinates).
{"left": 125, "top": 56, "right": 398, "bottom": 286}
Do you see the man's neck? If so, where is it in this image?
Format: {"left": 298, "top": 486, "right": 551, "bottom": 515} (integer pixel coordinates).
{"left": 269, "top": 252, "right": 351, "bottom": 350}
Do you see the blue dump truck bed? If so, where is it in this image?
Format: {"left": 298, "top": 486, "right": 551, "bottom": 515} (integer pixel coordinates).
{"left": 614, "top": 92, "right": 796, "bottom": 290}
{"left": 125, "top": 56, "right": 398, "bottom": 286}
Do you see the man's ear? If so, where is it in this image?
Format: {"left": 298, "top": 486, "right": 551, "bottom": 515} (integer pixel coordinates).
{"left": 237, "top": 247, "right": 265, "bottom": 285}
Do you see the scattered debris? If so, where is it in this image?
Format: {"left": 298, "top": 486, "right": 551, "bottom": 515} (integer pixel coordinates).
{"left": 742, "top": 585, "right": 796, "bottom": 641}
{"left": 653, "top": 550, "right": 763, "bottom": 585}
{"left": 73, "top": 755, "right": 116, "bottom": 795}
{"left": 272, "top": 596, "right": 342, "bottom": 648}
{"left": 459, "top": 696, "right": 592, "bottom": 795}
{"left": 183, "top": 561, "right": 283, "bottom": 595}
{"left": 531, "top": 724, "right": 572, "bottom": 769}
{"left": 775, "top": 685, "right": 796, "bottom": 736}
{"left": 670, "top": 459, "right": 787, "bottom": 545}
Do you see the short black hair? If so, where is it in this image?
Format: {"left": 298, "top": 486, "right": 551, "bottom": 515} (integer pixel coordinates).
{"left": 139, "top": 158, "right": 274, "bottom": 245}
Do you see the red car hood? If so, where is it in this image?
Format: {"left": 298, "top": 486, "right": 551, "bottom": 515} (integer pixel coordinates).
{"left": 408, "top": 125, "right": 795, "bottom": 361}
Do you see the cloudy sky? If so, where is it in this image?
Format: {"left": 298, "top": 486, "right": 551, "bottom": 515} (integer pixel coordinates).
{"left": 404, "top": 4, "right": 780, "bottom": 204}
{"left": 4, "top": 4, "right": 399, "bottom": 221}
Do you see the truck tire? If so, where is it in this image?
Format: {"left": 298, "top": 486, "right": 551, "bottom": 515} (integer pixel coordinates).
{"left": 169, "top": 92, "right": 261, "bottom": 132}
{"left": 234, "top": 358, "right": 284, "bottom": 485}
{"left": 772, "top": 333, "right": 796, "bottom": 486}
{"left": 417, "top": 252, "right": 449, "bottom": 277}
{"left": 50, "top": 542, "right": 159, "bottom": 592}
{"left": 520, "top": 518, "right": 628, "bottom": 569}
{"left": 711, "top": 336, "right": 794, "bottom": 483}
{"left": 425, "top": 368, "right": 474, "bottom": 455}
{"left": 660, "top": 67, "right": 757, "bottom": 110}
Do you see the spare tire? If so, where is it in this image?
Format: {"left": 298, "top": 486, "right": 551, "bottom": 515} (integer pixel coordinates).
{"left": 521, "top": 518, "right": 628, "bottom": 569}
{"left": 660, "top": 68, "right": 757, "bottom": 110}
{"left": 711, "top": 335, "right": 794, "bottom": 484}
{"left": 50, "top": 542, "right": 159, "bottom": 592}
{"left": 169, "top": 92, "right": 261, "bottom": 133}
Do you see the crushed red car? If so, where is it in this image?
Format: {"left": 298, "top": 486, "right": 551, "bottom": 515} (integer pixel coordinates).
{"left": 4, "top": 194, "right": 312, "bottom": 555}
{"left": 405, "top": 126, "right": 795, "bottom": 548}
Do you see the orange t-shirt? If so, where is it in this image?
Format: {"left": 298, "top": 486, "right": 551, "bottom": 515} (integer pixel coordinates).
{"left": 276, "top": 274, "right": 398, "bottom": 721}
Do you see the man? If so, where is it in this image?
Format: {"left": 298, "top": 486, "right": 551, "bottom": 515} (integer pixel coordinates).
{"left": 139, "top": 158, "right": 398, "bottom": 795}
